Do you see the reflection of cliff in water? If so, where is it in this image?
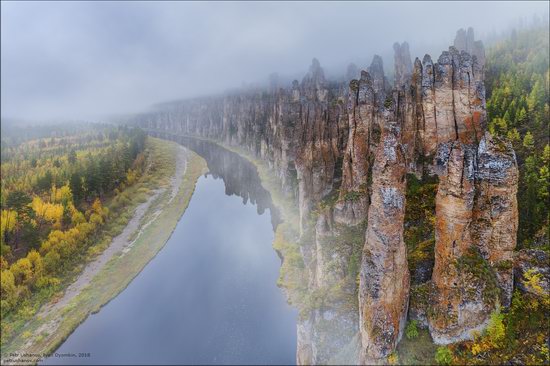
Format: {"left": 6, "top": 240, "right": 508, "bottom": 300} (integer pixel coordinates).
{"left": 150, "top": 130, "right": 357, "bottom": 364}
{"left": 152, "top": 131, "right": 281, "bottom": 230}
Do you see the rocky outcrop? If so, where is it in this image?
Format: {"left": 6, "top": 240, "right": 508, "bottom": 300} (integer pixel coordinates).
{"left": 294, "top": 58, "right": 342, "bottom": 234}
{"left": 514, "top": 249, "right": 550, "bottom": 297}
{"left": 429, "top": 141, "right": 486, "bottom": 344}
{"left": 334, "top": 70, "right": 377, "bottom": 226}
{"left": 297, "top": 319, "right": 313, "bottom": 365}
{"left": 433, "top": 48, "right": 483, "bottom": 147}
{"left": 419, "top": 54, "right": 438, "bottom": 158}
{"left": 128, "top": 28, "right": 518, "bottom": 364}
{"left": 394, "top": 42, "right": 413, "bottom": 88}
{"left": 429, "top": 134, "right": 518, "bottom": 344}
{"left": 368, "top": 55, "right": 391, "bottom": 107}
{"left": 472, "top": 133, "right": 518, "bottom": 307}
{"left": 454, "top": 27, "right": 486, "bottom": 69}
{"left": 397, "top": 43, "right": 486, "bottom": 168}
{"left": 298, "top": 307, "right": 360, "bottom": 365}
{"left": 359, "top": 120, "right": 409, "bottom": 361}
{"left": 454, "top": 27, "right": 475, "bottom": 56}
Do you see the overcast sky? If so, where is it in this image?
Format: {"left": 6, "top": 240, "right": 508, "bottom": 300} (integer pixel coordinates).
{"left": 1, "top": 1, "right": 548, "bottom": 122}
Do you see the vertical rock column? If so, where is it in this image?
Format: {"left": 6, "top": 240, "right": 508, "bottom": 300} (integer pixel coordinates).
{"left": 453, "top": 50, "right": 485, "bottom": 144}
{"left": 393, "top": 42, "right": 413, "bottom": 88}
{"left": 295, "top": 58, "right": 340, "bottom": 235}
{"left": 454, "top": 27, "right": 486, "bottom": 70}
{"left": 434, "top": 49, "right": 459, "bottom": 145}
{"left": 393, "top": 43, "right": 420, "bottom": 172}
{"left": 428, "top": 43, "right": 507, "bottom": 344}
{"left": 429, "top": 135, "right": 517, "bottom": 344}
{"left": 429, "top": 141, "right": 488, "bottom": 344}
{"left": 420, "top": 54, "right": 438, "bottom": 157}
{"left": 472, "top": 133, "right": 519, "bottom": 307}
{"left": 335, "top": 71, "right": 376, "bottom": 225}
{"left": 359, "top": 120, "right": 410, "bottom": 361}
{"left": 368, "top": 55, "right": 391, "bottom": 106}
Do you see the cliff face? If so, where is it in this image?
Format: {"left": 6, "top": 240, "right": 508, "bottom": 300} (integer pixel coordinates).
{"left": 429, "top": 141, "right": 483, "bottom": 343}
{"left": 130, "top": 28, "right": 518, "bottom": 364}
{"left": 335, "top": 70, "right": 378, "bottom": 226}
{"left": 472, "top": 133, "right": 518, "bottom": 307}
{"left": 359, "top": 120, "right": 409, "bottom": 362}
{"left": 428, "top": 128, "right": 519, "bottom": 345}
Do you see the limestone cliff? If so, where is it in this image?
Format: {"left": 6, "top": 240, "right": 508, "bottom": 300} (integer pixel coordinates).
{"left": 429, "top": 141, "right": 485, "bottom": 343}
{"left": 128, "top": 28, "right": 518, "bottom": 364}
{"left": 359, "top": 120, "right": 409, "bottom": 362}
{"left": 472, "top": 133, "right": 518, "bottom": 307}
{"left": 428, "top": 126, "right": 518, "bottom": 345}
{"left": 335, "top": 70, "right": 377, "bottom": 226}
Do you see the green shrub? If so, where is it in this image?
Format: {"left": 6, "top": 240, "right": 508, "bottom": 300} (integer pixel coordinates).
{"left": 435, "top": 346, "right": 453, "bottom": 365}
{"left": 486, "top": 310, "right": 505, "bottom": 345}
{"left": 455, "top": 247, "right": 500, "bottom": 304}
{"left": 405, "top": 320, "right": 419, "bottom": 340}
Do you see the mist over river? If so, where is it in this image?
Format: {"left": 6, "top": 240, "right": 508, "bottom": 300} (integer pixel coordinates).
{"left": 42, "top": 137, "right": 297, "bottom": 365}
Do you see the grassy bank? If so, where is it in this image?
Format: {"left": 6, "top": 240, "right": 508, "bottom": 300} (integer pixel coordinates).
{"left": 1, "top": 137, "right": 207, "bottom": 364}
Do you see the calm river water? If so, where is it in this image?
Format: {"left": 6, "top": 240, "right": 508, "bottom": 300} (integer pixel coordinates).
{"left": 43, "top": 137, "right": 297, "bottom": 365}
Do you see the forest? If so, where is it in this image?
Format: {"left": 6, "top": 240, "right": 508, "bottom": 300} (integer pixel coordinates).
{"left": 0, "top": 125, "right": 147, "bottom": 320}
{"left": 486, "top": 25, "right": 550, "bottom": 249}
{"left": 428, "top": 24, "right": 550, "bottom": 365}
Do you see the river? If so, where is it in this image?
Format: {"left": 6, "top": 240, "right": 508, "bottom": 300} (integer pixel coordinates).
{"left": 43, "top": 137, "right": 297, "bottom": 365}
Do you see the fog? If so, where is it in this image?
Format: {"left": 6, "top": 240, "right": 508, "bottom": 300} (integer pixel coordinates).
{"left": 1, "top": 1, "right": 547, "bottom": 122}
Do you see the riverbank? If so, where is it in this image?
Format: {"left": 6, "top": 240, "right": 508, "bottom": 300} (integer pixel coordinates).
{"left": 1, "top": 137, "right": 207, "bottom": 365}
{"left": 205, "top": 142, "right": 309, "bottom": 310}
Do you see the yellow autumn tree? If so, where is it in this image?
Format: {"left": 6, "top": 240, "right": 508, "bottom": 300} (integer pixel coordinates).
{"left": 91, "top": 198, "right": 103, "bottom": 214}
{"left": 90, "top": 198, "right": 109, "bottom": 219}
{"left": 27, "top": 250, "right": 44, "bottom": 281}
{"left": 31, "top": 196, "right": 48, "bottom": 225}
{"left": 89, "top": 213, "right": 103, "bottom": 227}
{"left": 41, "top": 229, "right": 76, "bottom": 258}
{"left": 43, "top": 250, "right": 61, "bottom": 274}
{"left": 0, "top": 210, "right": 17, "bottom": 237}
{"left": 51, "top": 184, "right": 72, "bottom": 205}
{"left": 39, "top": 222, "right": 94, "bottom": 262}
{"left": 10, "top": 258, "right": 33, "bottom": 287}
{"left": 126, "top": 169, "right": 138, "bottom": 185}
{"left": 5, "top": 250, "right": 44, "bottom": 290}
{"left": 44, "top": 204, "right": 64, "bottom": 229}
{"left": 70, "top": 208, "right": 86, "bottom": 225}
{"left": 0, "top": 269, "right": 18, "bottom": 314}
{"left": 32, "top": 196, "right": 64, "bottom": 229}
{"left": 1, "top": 210, "right": 17, "bottom": 255}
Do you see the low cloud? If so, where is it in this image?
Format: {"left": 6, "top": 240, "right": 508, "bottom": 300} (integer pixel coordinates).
{"left": 1, "top": 1, "right": 547, "bottom": 122}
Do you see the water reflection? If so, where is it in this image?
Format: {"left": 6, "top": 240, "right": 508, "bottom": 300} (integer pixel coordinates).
{"left": 42, "top": 136, "right": 296, "bottom": 365}
{"left": 156, "top": 132, "right": 281, "bottom": 230}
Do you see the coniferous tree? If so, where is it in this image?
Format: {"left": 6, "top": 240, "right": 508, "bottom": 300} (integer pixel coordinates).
{"left": 68, "top": 149, "right": 77, "bottom": 165}
{"left": 70, "top": 172, "right": 84, "bottom": 205}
